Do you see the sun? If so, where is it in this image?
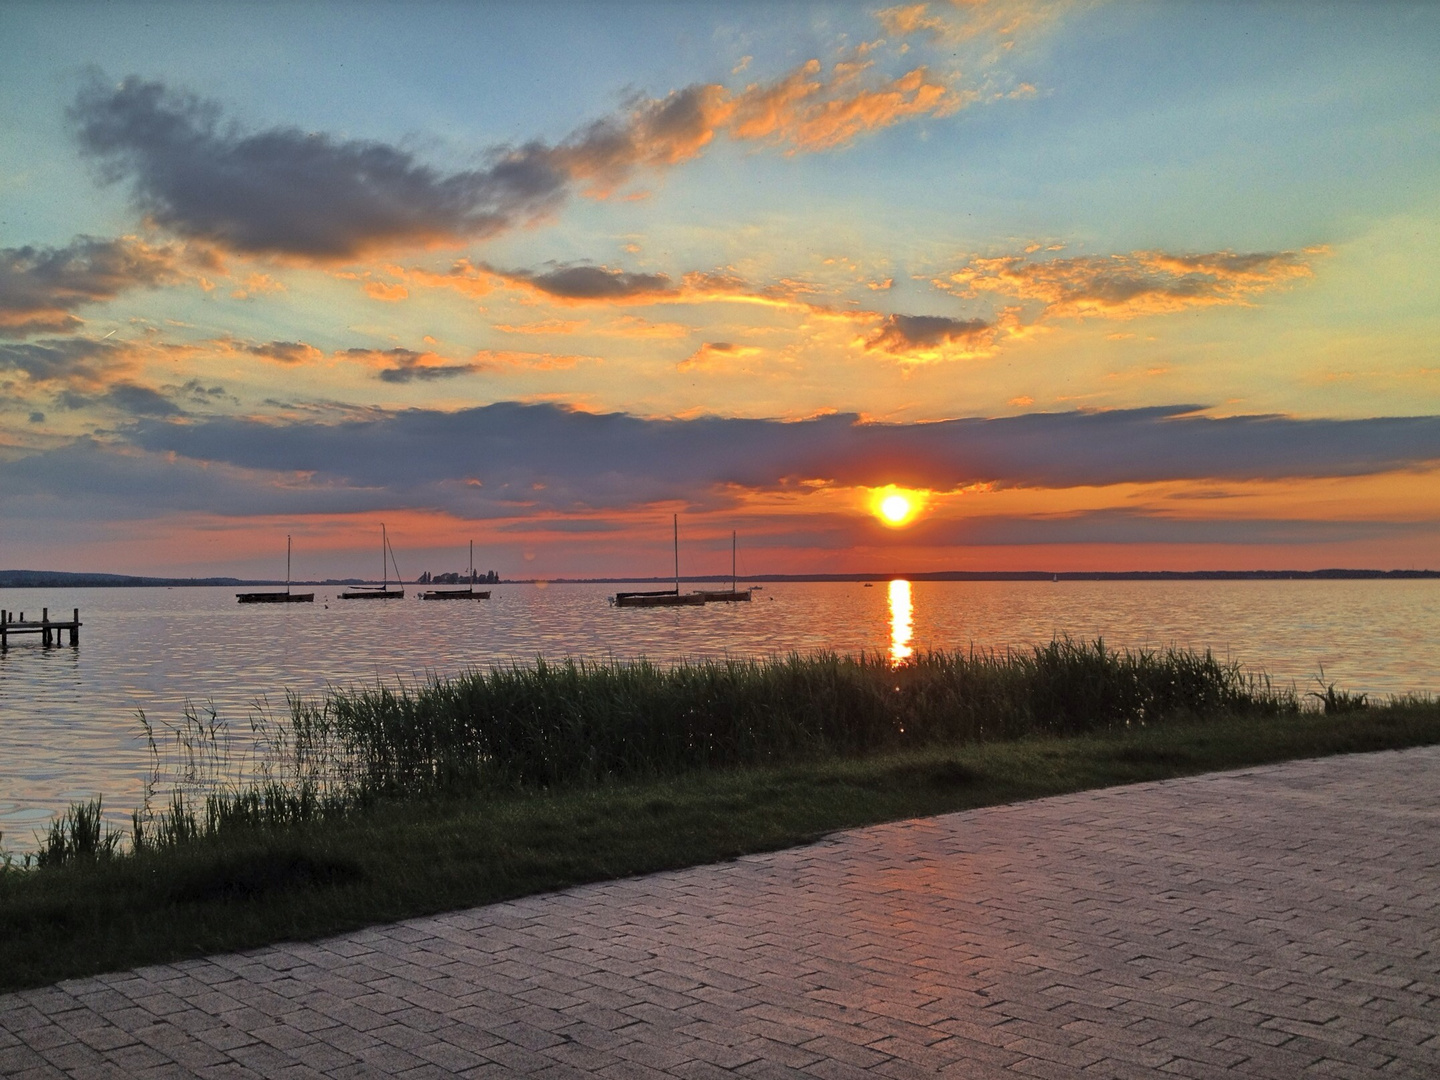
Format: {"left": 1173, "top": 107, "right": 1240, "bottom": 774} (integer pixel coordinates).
{"left": 871, "top": 486, "right": 924, "bottom": 527}
{"left": 880, "top": 494, "right": 912, "bottom": 524}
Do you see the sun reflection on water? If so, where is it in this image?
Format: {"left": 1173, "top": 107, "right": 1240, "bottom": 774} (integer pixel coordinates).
{"left": 889, "top": 579, "right": 913, "bottom": 666}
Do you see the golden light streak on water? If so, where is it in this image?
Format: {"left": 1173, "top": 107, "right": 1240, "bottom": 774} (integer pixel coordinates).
{"left": 889, "top": 578, "right": 913, "bottom": 666}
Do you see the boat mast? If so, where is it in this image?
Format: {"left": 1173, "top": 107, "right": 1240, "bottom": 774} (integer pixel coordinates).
{"left": 381, "top": 524, "right": 387, "bottom": 588}
{"left": 673, "top": 514, "right": 679, "bottom": 594}
{"left": 470, "top": 540, "right": 475, "bottom": 586}
{"left": 286, "top": 534, "right": 292, "bottom": 596}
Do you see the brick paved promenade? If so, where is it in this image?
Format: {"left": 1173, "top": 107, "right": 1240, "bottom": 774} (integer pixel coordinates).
{"left": 3, "top": 748, "right": 1437, "bottom": 1079}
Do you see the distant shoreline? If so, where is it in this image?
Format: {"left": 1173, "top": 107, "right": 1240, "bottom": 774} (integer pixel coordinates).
{"left": 3, "top": 568, "right": 1437, "bottom": 588}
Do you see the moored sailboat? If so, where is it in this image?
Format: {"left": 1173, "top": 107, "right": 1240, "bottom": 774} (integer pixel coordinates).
{"left": 340, "top": 524, "right": 406, "bottom": 599}
{"left": 421, "top": 541, "right": 491, "bottom": 600}
{"left": 613, "top": 515, "right": 705, "bottom": 607}
{"left": 236, "top": 535, "right": 314, "bottom": 604}
{"left": 695, "top": 531, "right": 752, "bottom": 603}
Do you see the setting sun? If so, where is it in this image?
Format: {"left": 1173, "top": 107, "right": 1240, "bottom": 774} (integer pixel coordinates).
{"left": 881, "top": 494, "right": 912, "bottom": 523}
{"left": 871, "top": 486, "right": 925, "bottom": 527}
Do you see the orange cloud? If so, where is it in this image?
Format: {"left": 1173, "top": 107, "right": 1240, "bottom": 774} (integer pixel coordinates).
{"left": 230, "top": 272, "right": 286, "bottom": 300}
{"left": 391, "top": 259, "right": 499, "bottom": 299}
{"left": 943, "top": 247, "right": 1324, "bottom": 321}
{"left": 877, "top": 4, "right": 949, "bottom": 41}
{"left": 727, "top": 61, "right": 965, "bottom": 153}
{"left": 364, "top": 280, "right": 409, "bottom": 302}
{"left": 678, "top": 341, "right": 764, "bottom": 370}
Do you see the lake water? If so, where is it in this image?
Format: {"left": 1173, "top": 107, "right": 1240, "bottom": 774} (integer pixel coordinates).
{"left": 2, "top": 579, "right": 1437, "bottom": 851}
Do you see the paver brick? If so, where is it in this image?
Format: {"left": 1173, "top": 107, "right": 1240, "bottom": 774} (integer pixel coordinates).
{"left": 5, "top": 749, "right": 1440, "bottom": 1078}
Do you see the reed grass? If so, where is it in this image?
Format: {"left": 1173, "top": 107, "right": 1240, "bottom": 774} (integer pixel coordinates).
{"left": 290, "top": 639, "right": 1295, "bottom": 795}
{"left": 4, "top": 700, "right": 1439, "bottom": 992}
{"left": 19, "top": 640, "right": 1302, "bottom": 864}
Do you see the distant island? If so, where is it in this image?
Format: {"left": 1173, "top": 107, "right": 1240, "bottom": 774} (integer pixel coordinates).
{"left": 8, "top": 567, "right": 1435, "bottom": 589}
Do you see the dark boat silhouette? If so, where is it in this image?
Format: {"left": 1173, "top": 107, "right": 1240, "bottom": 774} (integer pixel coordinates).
{"left": 695, "top": 531, "right": 752, "bottom": 603}
{"left": 614, "top": 515, "right": 705, "bottom": 607}
{"left": 340, "top": 524, "right": 406, "bottom": 600}
{"left": 236, "top": 535, "right": 314, "bottom": 604}
{"left": 422, "top": 541, "right": 491, "bottom": 600}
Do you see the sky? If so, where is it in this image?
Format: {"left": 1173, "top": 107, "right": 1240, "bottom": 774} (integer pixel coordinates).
{"left": 1, "top": 0, "right": 1438, "bottom": 581}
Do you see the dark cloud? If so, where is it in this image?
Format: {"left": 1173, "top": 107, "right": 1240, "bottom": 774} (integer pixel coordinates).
{"left": 70, "top": 74, "right": 571, "bottom": 260}
{"left": 865, "top": 313, "right": 992, "bottom": 354}
{"left": 0, "top": 437, "right": 382, "bottom": 520}
{"left": 68, "top": 60, "right": 963, "bottom": 262}
{"left": 0, "top": 337, "right": 127, "bottom": 386}
{"left": 0, "top": 235, "right": 185, "bottom": 338}
{"left": 338, "top": 347, "right": 484, "bottom": 383}
{"left": 246, "top": 340, "right": 323, "bottom": 365}
{"left": 508, "top": 264, "right": 676, "bottom": 301}
{"left": 104, "top": 402, "right": 1440, "bottom": 517}
{"left": 57, "top": 381, "right": 184, "bottom": 417}
{"left": 6, "top": 403, "right": 1440, "bottom": 531}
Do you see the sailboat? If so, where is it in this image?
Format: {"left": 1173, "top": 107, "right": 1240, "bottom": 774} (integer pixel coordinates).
{"left": 421, "top": 541, "right": 491, "bottom": 600}
{"left": 340, "top": 524, "right": 406, "bottom": 599}
{"left": 613, "top": 515, "right": 705, "bottom": 607}
{"left": 236, "top": 535, "right": 314, "bottom": 604}
{"left": 695, "top": 531, "right": 752, "bottom": 603}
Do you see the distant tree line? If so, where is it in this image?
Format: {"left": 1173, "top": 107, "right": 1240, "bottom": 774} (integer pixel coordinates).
{"left": 416, "top": 569, "right": 500, "bottom": 585}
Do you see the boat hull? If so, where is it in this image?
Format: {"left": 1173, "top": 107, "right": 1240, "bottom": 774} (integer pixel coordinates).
{"left": 421, "top": 589, "right": 491, "bottom": 600}
{"left": 614, "top": 590, "right": 705, "bottom": 607}
{"left": 339, "top": 589, "right": 406, "bottom": 600}
{"left": 696, "top": 590, "right": 751, "bottom": 603}
{"left": 236, "top": 592, "right": 314, "bottom": 604}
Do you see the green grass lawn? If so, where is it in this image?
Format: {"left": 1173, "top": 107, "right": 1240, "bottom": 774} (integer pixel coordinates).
{"left": 4, "top": 700, "right": 1438, "bottom": 993}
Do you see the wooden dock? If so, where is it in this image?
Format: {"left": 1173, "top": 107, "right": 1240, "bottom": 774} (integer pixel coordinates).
{"left": 0, "top": 607, "right": 81, "bottom": 650}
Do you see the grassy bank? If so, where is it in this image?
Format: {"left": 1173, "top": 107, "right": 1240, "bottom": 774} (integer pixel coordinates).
{"left": 2, "top": 644, "right": 1436, "bottom": 992}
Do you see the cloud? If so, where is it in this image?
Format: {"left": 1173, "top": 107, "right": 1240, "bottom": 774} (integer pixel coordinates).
{"left": 944, "top": 248, "right": 1321, "bottom": 321}
{"left": 877, "top": 4, "right": 949, "bottom": 42}
{"left": 337, "top": 347, "right": 485, "bottom": 384}
{"left": 878, "top": 1, "right": 1073, "bottom": 48}
{"left": 364, "top": 280, "right": 409, "bottom": 302}
{"left": 0, "top": 235, "right": 186, "bottom": 338}
{"left": 0, "top": 437, "right": 385, "bottom": 520}
{"left": 70, "top": 57, "right": 969, "bottom": 260}
{"left": 864, "top": 313, "right": 993, "bottom": 356}
{"left": 725, "top": 60, "right": 965, "bottom": 153}
{"left": 73, "top": 402, "right": 1440, "bottom": 526}
{"left": 245, "top": 340, "right": 324, "bottom": 365}
{"left": 678, "top": 341, "right": 763, "bottom": 370}
{"left": 502, "top": 264, "right": 677, "bottom": 303}
{"left": 70, "top": 74, "right": 572, "bottom": 261}
{"left": 57, "top": 381, "right": 185, "bottom": 417}
{"left": 0, "top": 337, "right": 133, "bottom": 388}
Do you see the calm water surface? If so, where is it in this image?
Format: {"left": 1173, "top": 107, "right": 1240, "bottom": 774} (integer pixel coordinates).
{"left": 2, "top": 580, "right": 1436, "bottom": 848}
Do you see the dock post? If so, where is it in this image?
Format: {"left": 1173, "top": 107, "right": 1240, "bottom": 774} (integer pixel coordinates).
{"left": 1, "top": 610, "right": 6, "bottom": 653}
{"left": 42, "top": 608, "right": 51, "bottom": 647}
{"left": 70, "top": 608, "right": 79, "bottom": 647}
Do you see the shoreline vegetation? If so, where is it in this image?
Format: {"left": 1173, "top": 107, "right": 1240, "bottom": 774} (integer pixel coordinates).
{"left": 3, "top": 641, "right": 1439, "bottom": 992}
